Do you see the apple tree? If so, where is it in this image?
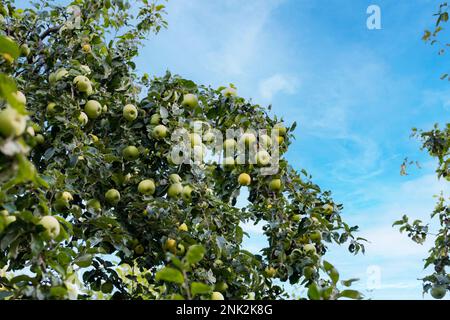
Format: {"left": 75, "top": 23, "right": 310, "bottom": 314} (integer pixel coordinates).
{"left": 0, "top": 0, "right": 364, "bottom": 300}
{"left": 395, "top": 2, "right": 450, "bottom": 300}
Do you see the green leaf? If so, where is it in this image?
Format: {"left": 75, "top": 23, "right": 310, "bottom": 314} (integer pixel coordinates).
{"left": 185, "top": 245, "right": 205, "bottom": 264}
{"left": 190, "top": 282, "right": 212, "bottom": 297}
{"left": 339, "top": 289, "right": 362, "bottom": 300}
{"left": 341, "top": 278, "right": 360, "bottom": 287}
{"left": 155, "top": 267, "right": 184, "bottom": 284}
{"left": 0, "top": 36, "right": 20, "bottom": 58}
{"left": 307, "top": 283, "right": 321, "bottom": 300}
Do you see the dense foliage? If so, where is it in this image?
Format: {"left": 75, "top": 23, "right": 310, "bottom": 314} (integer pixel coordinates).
{"left": 0, "top": 0, "right": 364, "bottom": 300}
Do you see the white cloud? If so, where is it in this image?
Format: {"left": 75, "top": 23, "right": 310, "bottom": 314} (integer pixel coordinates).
{"left": 258, "top": 74, "right": 299, "bottom": 101}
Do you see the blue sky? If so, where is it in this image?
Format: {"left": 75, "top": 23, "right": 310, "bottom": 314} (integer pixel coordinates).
{"left": 15, "top": 0, "right": 450, "bottom": 299}
{"left": 137, "top": 0, "right": 450, "bottom": 299}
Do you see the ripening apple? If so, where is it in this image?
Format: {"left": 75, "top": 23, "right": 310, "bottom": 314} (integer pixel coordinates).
{"left": 323, "top": 204, "right": 333, "bottom": 215}
{"left": 153, "top": 124, "right": 168, "bottom": 139}
{"left": 82, "top": 43, "right": 91, "bottom": 53}
{"left": 84, "top": 100, "right": 102, "bottom": 119}
{"left": 134, "top": 244, "right": 145, "bottom": 255}
{"left": 2, "top": 53, "right": 14, "bottom": 65}
{"left": 273, "top": 123, "right": 287, "bottom": 136}
{"left": 310, "top": 231, "right": 322, "bottom": 242}
{"left": 238, "top": 173, "right": 251, "bottom": 186}
{"left": 239, "top": 133, "right": 257, "bottom": 146}
{"left": 189, "top": 133, "right": 202, "bottom": 147}
{"left": 105, "top": 189, "right": 120, "bottom": 204}
{"left": 168, "top": 183, "right": 183, "bottom": 198}
{"left": 35, "top": 134, "right": 45, "bottom": 144}
{"left": 138, "top": 179, "right": 155, "bottom": 195}
{"left": 222, "top": 157, "right": 235, "bottom": 169}
{"left": 73, "top": 75, "right": 91, "bottom": 92}
{"left": 150, "top": 113, "right": 161, "bottom": 124}
{"left": 214, "top": 281, "right": 228, "bottom": 292}
{"left": 256, "top": 150, "right": 271, "bottom": 166}
{"left": 182, "top": 185, "right": 193, "bottom": 201}
{"left": 203, "top": 131, "right": 215, "bottom": 144}
{"left": 430, "top": 285, "right": 446, "bottom": 299}
{"left": 221, "top": 87, "right": 237, "bottom": 97}
{"left": 182, "top": 93, "right": 198, "bottom": 108}
{"left": 55, "top": 68, "right": 68, "bottom": 82}
{"left": 265, "top": 267, "right": 277, "bottom": 278}
{"left": 0, "top": 107, "right": 27, "bottom": 137}
{"left": 122, "top": 146, "right": 140, "bottom": 161}
{"left": 57, "top": 191, "right": 73, "bottom": 202}
{"left": 259, "top": 134, "right": 272, "bottom": 148}
{"left": 223, "top": 138, "right": 237, "bottom": 151}
{"left": 47, "top": 102, "right": 57, "bottom": 114}
{"left": 211, "top": 292, "right": 225, "bottom": 300}
{"left": 169, "top": 174, "right": 182, "bottom": 184}
{"left": 78, "top": 112, "right": 88, "bottom": 126}
{"left": 165, "top": 238, "right": 177, "bottom": 253}
{"left": 87, "top": 199, "right": 101, "bottom": 211}
{"left": 12, "top": 91, "right": 26, "bottom": 105}
{"left": 38, "top": 216, "right": 60, "bottom": 240}
{"left": 20, "top": 44, "right": 30, "bottom": 57}
{"left": 269, "top": 178, "right": 282, "bottom": 192}
{"left": 123, "top": 104, "right": 138, "bottom": 122}
{"left": 303, "top": 244, "right": 316, "bottom": 254}
{"left": 178, "top": 223, "right": 188, "bottom": 232}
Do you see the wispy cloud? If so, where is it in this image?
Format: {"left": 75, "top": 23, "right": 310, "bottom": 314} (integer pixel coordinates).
{"left": 258, "top": 74, "right": 299, "bottom": 101}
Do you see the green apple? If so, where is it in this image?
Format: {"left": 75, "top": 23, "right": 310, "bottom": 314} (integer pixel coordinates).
{"left": 82, "top": 43, "right": 91, "bottom": 53}
{"left": 214, "top": 281, "right": 228, "bottom": 292}
{"left": 47, "top": 102, "right": 57, "bottom": 114}
{"left": 169, "top": 174, "right": 182, "bottom": 184}
{"left": 101, "top": 282, "right": 114, "bottom": 294}
{"left": 138, "top": 179, "right": 155, "bottom": 195}
{"left": 78, "top": 112, "right": 88, "bottom": 126}
{"left": 221, "top": 87, "right": 237, "bottom": 97}
{"left": 273, "top": 123, "right": 287, "bottom": 136}
{"left": 182, "top": 185, "right": 193, "bottom": 201}
{"left": 310, "top": 231, "right": 322, "bottom": 242}
{"left": 292, "top": 214, "right": 301, "bottom": 222}
{"left": 259, "top": 134, "right": 272, "bottom": 148}
{"left": 265, "top": 267, "right": 277, "bottom": 278}
{"left": 105, "top": 189, "right": 120, "bottom": 204}
{"left": 430, "top": 285, "right": 447, "bottom": 299}
{"left": 57, "top": 191, "right": 73, "bottom": 202}
{"left": 168, "top": 183, "right": 183, "bottom": 198}
{"left": 189, "top": 133, "right": 202, "bottom": 147}
{"left": 223, "top": 157, "right": 235, "bottom": 169}
{"left": 153, "top": 124, "right": 168, "bottom": 139}
{"left": 192, "top": 145, "right": 205, "bottom": 161}
{"left": 182, "top": 93, "right": 198, "bottom": 108}
{"left": 35, "top": 134, "right": 45, "bottom": 144}
{"left": 303, "top": 266, "right": 315, "bottom": 279}
{"left": 203, "top": 131, "right": 215, "bottom": 144}
{"left": 4, "top": 215, "right": 16, "bottom": 227}
{"left": 223, "top": 138, "right": 237, "bottom": 151}
{"left": 238, "top": 173, "right": 251, "bottom": 186}
{"left": 73, "top": 75, "right": 91, "bottom": 92}
{"left": 276, "top": 136, "right": 284, "bottom": 145}
{"left": 122, "top": 146, "right": 140, "bottom": 161}
{"left": 256, "top": 150, "right": 271, "bottom": 166}
{"left": 150, "top": 113, "right": 161, "bottom": 124}
{"left": 2, "top": 53, "right": 14, "bottom": 65}
{"left": 123, "top": 104, "right": 138, "bottom": 122}
{"left": 178, "top": 223, "right": 188, "bottom": 232}
{"left": 84, "top": 100, "right": 102, "bottom": 119}
{"left": 323, "top": 204, "right": 333, "bottom": 215}
{"left": 239, "top": 133, "right": 256, "bottom": 146}
{"left": 38, "top": 216, "right": 60, "bottom": 240}
{"left": 87, "top": 199, "right": 101, "bottom": 211}
{"left": 269, "top": 178, "right": 282, "bottom": 192}
{"left": 49, "top": 72, "right": 57, "bottom": 85}
{"left": 303, "top": 244, "right": 316, "bottom": 254}
{"left": 102, "top": 105, "right": 108, "bottom": 113}
{"left": 0, "top": 107, "right": 27, "bottom": 137}
{"left": 134, "top": 244, "right": 145, "bottom": 255}
{"left": 55, "top": 68, "right": 68, "bottom": 81}
{"left": 12, "top": 91, "right": 26, "bottom": 105}
{"left": 20, "top": 44, "right": 30, "bottom": 57}
{"left": 211, "top": 292, "right": 224, "bottom": 300}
